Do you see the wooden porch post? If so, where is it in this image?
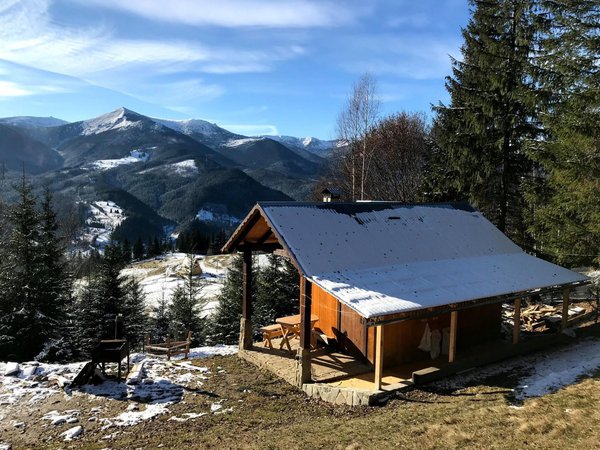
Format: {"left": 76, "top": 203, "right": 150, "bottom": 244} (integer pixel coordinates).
{"left": 374, "top": 325, "right": 384, "bottom": 391}
{"left": 513, "top": 297, "right": 521, "bottom": 345}
{"left": 239, "top": 248, "right": 253, "bottom": 350}
{"left": 297, "top": 276, "right": 312, "bottom": 386}
{"left": 562, "top": 288, "right": 570, "bottom": 330}
{"left": 449, "top": 310, "right": 458, "bottom": 363}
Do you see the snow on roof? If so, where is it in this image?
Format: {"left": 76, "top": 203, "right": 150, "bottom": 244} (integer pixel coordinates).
{"left": 257, "top": 202, "right": 587, "bottom": 319}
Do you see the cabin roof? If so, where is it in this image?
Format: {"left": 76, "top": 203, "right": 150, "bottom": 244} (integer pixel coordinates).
{"left": 223, "top": 201, "right": 587, "bottom": 319}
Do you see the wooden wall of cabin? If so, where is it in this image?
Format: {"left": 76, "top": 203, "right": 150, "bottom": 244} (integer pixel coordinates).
{"left": 311, "top": 284, "right": 368, "bottom": 360}
{"left": 311, "top": 284, "right": 338, "bottom": 338}
{"left": 367, "top": 302, "right": 503, "bottom": 368}
{"left": 311, "top": 283, "right": 503, "bottom": 368}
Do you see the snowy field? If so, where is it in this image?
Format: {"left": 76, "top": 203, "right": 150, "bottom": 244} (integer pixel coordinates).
{"left": 121, "top": 253, "right": 234, "bottom": 314}
{"left": 0, "top": 345, "right": 237, "bottom": 443}
{"left": 76, "top": 200, "right": 126, "bottom": 251}
{"left": 121, "top": 252, "right": 271, "bottom": 314}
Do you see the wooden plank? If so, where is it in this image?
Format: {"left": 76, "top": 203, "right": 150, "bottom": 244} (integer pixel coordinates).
{"left": 242, "top": 248, "right": 252, "bottom": 320}
{"left": 339, "top": 303, "right": 367, "bottom": 358}
{"left": 562, "top": 288, "right": 570, "bottom": 330}
{"left": 299, "top": 277, "right": 313, "bottom": 349}
{"left": 374, "top": 325, "right": 383, "bottom": 390}
{"left": 513, "top": 297, "right": 521, "bottom": 344}
{"left": 449, "top": 310, "right": 458, "bottom": 363}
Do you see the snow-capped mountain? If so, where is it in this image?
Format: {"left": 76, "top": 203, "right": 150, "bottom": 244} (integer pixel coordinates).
{"left": 0, "top": 106, "right": 331, "bottom": 248}
{"left": 0, "top": 116, "right": 68, "bottom": 128}
{"left": 266, "top": 135, "right": 336, "bottom": 157}
{"left": 153, "top": 117, "right": 233, "bottom": 138}
{"left": 80, "top": 107, "right": 149, "bottom": 136}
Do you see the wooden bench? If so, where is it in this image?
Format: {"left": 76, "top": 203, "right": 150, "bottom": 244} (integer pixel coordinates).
{"left": 259, "top": 324, "right": 283, "bottom": 349}
{"left": 145, "top": 331, "right": 193, "bottom": 360}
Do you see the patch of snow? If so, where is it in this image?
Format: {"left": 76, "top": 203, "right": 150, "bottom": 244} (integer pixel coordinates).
{"left": 42, "top": 410, "right": 80, "bottom": 426}
{"left": 196, "top": 208, "right": 239, "bottom": 225}
{"left": 170, "top": 159, "right": 197, "bottom": 176}
{"left": 224, "top": 137, "right": 261, "bottom": 147}
{"left": 433, "top": 337, "right": 600, "bottom": 400}
{"left": 210, "top": 402, "right": 222, "bottom": 412}
{"left": 90, "top": 149, "right": 150, "bottom": 171}
{"left": 185, "top": 345, "right": 237, "bottom": 360}
{"left": 168, "top": 412, "right": 207, "bottom": 422}
{"left": 78, "top": 200, "right": 127, "bottom": 251}
{"left": 60, "top": 425, "right": 83, "bottom": 441}
{"left": 110, "top": 403, "right": 169, "bottom": 427}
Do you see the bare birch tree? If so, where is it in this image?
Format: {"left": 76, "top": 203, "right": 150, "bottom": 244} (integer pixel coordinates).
{"left": 336, "top": 73, "right": 380, "bottom": 200}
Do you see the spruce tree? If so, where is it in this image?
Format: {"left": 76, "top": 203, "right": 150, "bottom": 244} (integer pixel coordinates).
{"left": 168, "top": 255, "right": 206, "bottom": 344}
{"left": 525, "top": 0, "right": 600, "bottom": 265}
{"left": 211, "top": 254, "right": 258, "bottom": 345}
{"left": 122, "top": 277, "right": 147, "bottom": 349}
{"left": 0, "top": 177, "right": 47, "bottom": 360}
{"left": 75, "top": 243, "right": 127, "bottom": 356}
{"left": 149, "top": 296, "right": 171, "bottom": 342}
{"left": 36, "top": 188, "right": 72, "bottom": 361}
{"left": 433, "top": 0, "right": 539, "bottom": 246}
{"left": 133, "top": 237, "right": 145, "bottom": 260}
{"left": 254, "top": 254, "right": 299, "bottom": 329}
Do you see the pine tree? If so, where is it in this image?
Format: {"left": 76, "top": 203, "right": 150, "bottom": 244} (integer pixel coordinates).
{"left": 211, "top": 254, "right": 257, "bottom": 345}
{"left": 525, "top": 0, "right": 600, "bottom": 265}
{"left": 122, "top": 277, "right": 147, "bottom": 349}
{"left": 254, "top": 254, "right": 299, "bottom": 329}
{"left": 433, "top": 0, "right": 539, "bottom": 246}
{"left": 121, "top": 239, "right": 132, "bottom": 264}
{"left": 133, "top": 237, "right": 145, "bottom": 260}
{"left": 168, "top": 255, "right": 206, "bottom": 344}
{"left": 149, "top": 296, "right": 171, "bottom": 342}
{"left": 0, "top": 177, "right": 47, "bottom": 360}
{"left": 75, "top": 243, "right": 127, "bottom": 356}
{"left": 36, "top": 188, "right": 73, "bottom": 361}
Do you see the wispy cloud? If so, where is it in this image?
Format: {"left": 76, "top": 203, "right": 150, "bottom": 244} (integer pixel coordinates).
{"left": 0, "top": 0, "right": 310, "bottom": 105}
{"left": 73, "top": 0, "right": 354, "bottom": 28}
{"left": 224, "top": 124, "right": 279, "bottom": 136}
{"left": 338, "top": 34, "right": 460, "bottom": 80}
{"left": 0, "top": 80, "right": 32, "bottom": 97}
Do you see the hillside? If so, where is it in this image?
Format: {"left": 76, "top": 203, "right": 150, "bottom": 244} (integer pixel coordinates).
{"left": 1, "top": 336, "right": 600, "bottom": 448}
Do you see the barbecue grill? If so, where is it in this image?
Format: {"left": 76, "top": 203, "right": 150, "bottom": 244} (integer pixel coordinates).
{"left": 91, "top": 339, "right": 130, "bottom": 381}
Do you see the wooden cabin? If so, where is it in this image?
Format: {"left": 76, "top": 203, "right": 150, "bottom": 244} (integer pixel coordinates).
{"left": 222, "top": 201, "right": 587, "bottom": 390}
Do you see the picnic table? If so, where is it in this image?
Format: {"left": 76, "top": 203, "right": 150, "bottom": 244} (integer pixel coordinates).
{"left": 275, "top": 314, "right": 319, "bottom": 352}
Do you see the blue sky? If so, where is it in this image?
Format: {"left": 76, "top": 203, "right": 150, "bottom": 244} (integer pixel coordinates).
{"left": 0, "top": 0, "right": 469, "bottom": 139}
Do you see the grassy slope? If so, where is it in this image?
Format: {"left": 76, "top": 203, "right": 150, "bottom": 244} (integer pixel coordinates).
{"left": 6, "top": 354, "right": 600, "bottom": 450}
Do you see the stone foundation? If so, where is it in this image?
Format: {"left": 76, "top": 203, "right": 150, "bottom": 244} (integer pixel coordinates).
{"left": 301, "top": 383, "right": 390, "bottom": 406}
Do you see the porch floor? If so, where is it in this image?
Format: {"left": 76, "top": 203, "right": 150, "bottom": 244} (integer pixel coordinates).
{"left": 243, "top": 331, "right": 579, "bottom": 392}
{"left": 241, "top": 337, "right": 371, "bottom": 386}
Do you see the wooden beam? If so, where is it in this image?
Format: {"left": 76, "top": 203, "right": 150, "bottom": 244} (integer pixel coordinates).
{"left": 242, "top": 248, "right": 252, "bottom": 320}
{"left": 449, "top": 310, "right": 458, "bottom": 363}
{"left": 366, "top": 282, "right": 587, "bottom": 327}
{"left": 562, "top": 288, "right": 570, "bottom": 330}
{"left": 299, "top": 277, "right": 312, "bottom": 350}
{"left": 513, "top": 297, "right": 521, "bottom": 344}
{"left": 237, "top": 242, "right": 282, "bottom": 252}
{"left": 374, "top": 325, "right": 384, "bottom": 391}
{"left": 254, "top": 228, "right": 273, "bottom": 245}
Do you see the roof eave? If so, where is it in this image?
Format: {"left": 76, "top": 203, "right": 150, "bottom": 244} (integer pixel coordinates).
{"left": 364, "top": 279, "right": 590, "bottom": 327}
